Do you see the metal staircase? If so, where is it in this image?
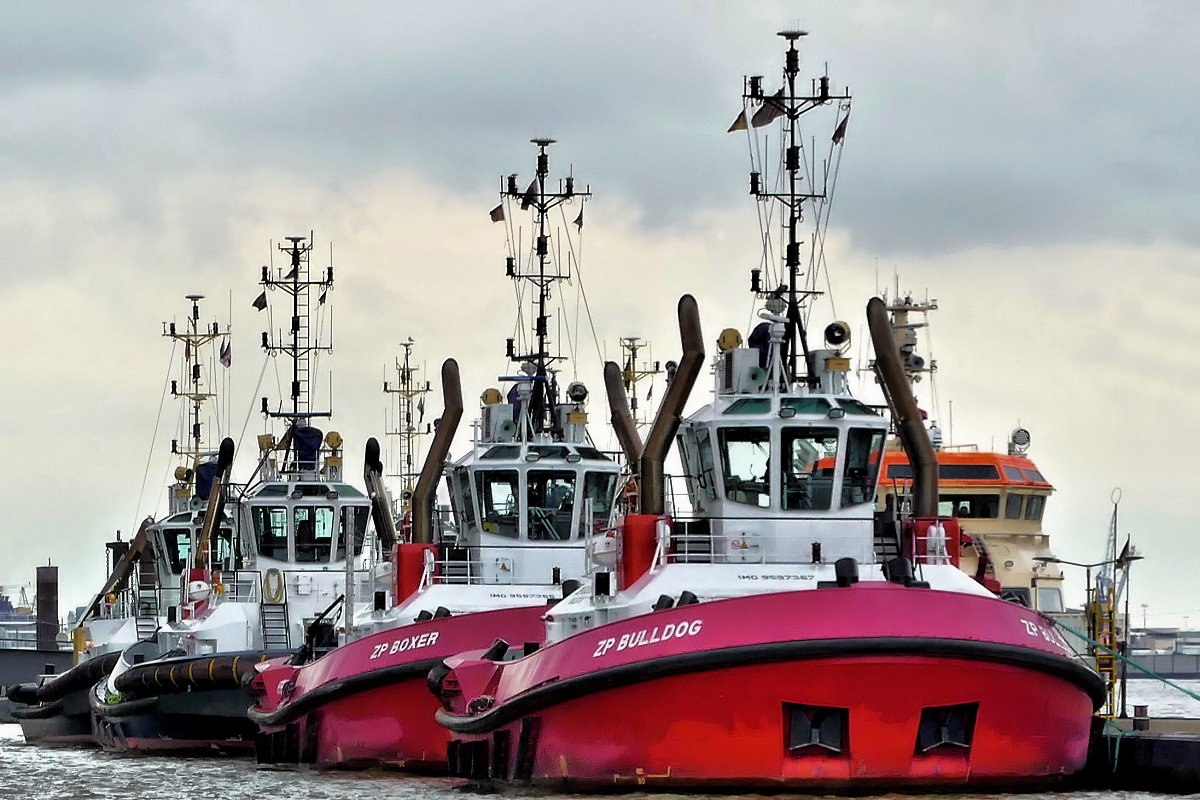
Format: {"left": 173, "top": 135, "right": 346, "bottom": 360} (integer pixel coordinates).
{"left": 135, "top": 559, "right": 160, "bottom": 641}
{"left": 261, "top": 603, "right": 291, "bottom": 650}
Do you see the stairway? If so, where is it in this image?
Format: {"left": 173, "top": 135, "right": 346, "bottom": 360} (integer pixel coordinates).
{"left": 261, "top": 603, "right": 291, "bottom": 650}
{"left": 135, "top": 559, "right": 160, "bottom": 641}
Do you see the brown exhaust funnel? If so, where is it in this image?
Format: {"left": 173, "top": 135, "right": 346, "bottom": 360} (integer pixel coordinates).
{"left": 411, "top": 359, "right": 463, "bottom": 544}
{"left": 603, "top": 361, "right": 643, "bottom": 471}
{"left": 866, "top": 297, "right": 938, "bottom": 517}
{"left": 196, "top": 437, "right": 235, "bottom": 570}
{"left": 364, "top": 437, "right": 399, "bottom": 549}
{"left": 639, "top": 295, "right": 704, "bottom": 515}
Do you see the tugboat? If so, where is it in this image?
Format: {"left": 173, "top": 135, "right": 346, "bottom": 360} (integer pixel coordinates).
{"left": 434, "top": 33, "right": 1104, "bottom": 791}
{"left": 247, "top": 142, "right": 622, "bottom": 770}
{"left": 8, "top": 294, "right": 231, "bottom": 745}
{"left": 873, "top": 291, "right": 1065, "bottom": 611}
{"left": 88, "top": 237, "right": 375, "bottom": 754}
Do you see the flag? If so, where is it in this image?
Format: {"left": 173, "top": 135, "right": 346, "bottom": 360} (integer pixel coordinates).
{"left": 646, "top": 382, "right": 653, "bottom": 401}
{"left": 252, "top": 291, "right": 267, "bottom": 311}
{"left": 318, "top": 289, "right": 327, "bottom": 305}
{"left": 751, "top": 89, "right": 785, "bottom": 128}
{"left": 283, "top": 265, "right": 297, "bottom": 280}
{"left": 726, "top": 109, "right": 748, "bottom": 133}
{"left": 220, "top": 340, "right": 232, "bottom": 368}
{"left": 489, "top": 203, "right": 505, "bottom": 223}
{"left": 573, "top": 207, "right": 584, "bottom": 231}
{"left": 417, "top": 396, "right": 425, "bottom": 424}
{"left": 1117, "top": 535, "right": 1132, "bottom": 564}
{"left": 832, "top": 112, "right": 850, "bottom": 144}
{"left": 520, "top": 179, "right": 538, "bottom": 210}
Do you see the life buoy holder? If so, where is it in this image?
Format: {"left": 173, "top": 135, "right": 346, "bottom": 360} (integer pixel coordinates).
{"left": 262, "top": 568, "right": 286, "bottom": 604}
{"left": 400, "top": 510, "right": 413, "bottom": 541}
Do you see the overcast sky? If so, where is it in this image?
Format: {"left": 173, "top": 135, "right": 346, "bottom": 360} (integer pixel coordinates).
{"left": 0, "top": 2, "right": 1197, "bottom": 627}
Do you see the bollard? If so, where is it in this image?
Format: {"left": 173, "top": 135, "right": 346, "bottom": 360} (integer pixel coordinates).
{"left": 1133, "top": 704, "right": 1150, "bottom": 731}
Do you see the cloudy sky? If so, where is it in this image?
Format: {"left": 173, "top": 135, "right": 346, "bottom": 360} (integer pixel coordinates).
{"left": 0, "top": 2, "right": 1197, "bottom": 627}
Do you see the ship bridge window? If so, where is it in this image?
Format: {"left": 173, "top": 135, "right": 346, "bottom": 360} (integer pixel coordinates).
{"left": 476, "top": 470, "right": 519, "bottom": 539}
{"left": 257, "top": 484, "right": 289, "bottom": 497}
{"left": 1024, "top": 469, "right": 1045, "bottom": 483}
{"left": 1005, "top": 493, "right": 1023, "bottom": 519}
{"left": 162, "top": 527, "right": 191, "bottom": 573}
{"left": 886, "top": 464, "right": 913, "bottom": 480}
{"left": 939, "top": 464, "right": 1000, "bottom": 480}
{"left": 575, "top": 446, "right": 611, "bottom": 461}
{"left": 531, "top": 446, "right": 570, "bottom": 459}
{"left": 1037, "top": 587, "right": 1064, "bottom": 613}
{"left": 938, "top": 494, "right": 1000, "bottom": 519}
{"left": 294, "top": 484, "right": 330, "bottom": 497}
{"left": 719, "top": 427, "right": 771, "bottom": 507}
{"left": 451, "top": 467, "right": 476, "bottom": 528}
{"left": 836, "top": 398, "right": 879, "bottom": 416}
{"left": 694, "top": 428, "right": 718, "bottom": 501}
{"left": 295, "top": 506, "right": 335, "bottom": 563}
{"left": 527, "top": 470, "right": 576, "bottom": 541}
{"left": 330, "top": 484, "right": 364, "bottom": 498}
{"left": 842, "top": 428, "right": 886, "bottom": 507}
{"left": 1003, "top": 466, "right": 1024, "bottom": 482}
{"left": 782, "top": 427, "right": 839, "bottom": 511}
{"left": 781, "top": 397, "right": 832, "bottom": 415}
{"left": 253, "top": 506, "right": 289, "bottom": 561}
{"left": 1024, "top": 495, "right": 1045, "bottom": 521}
{"left": 724, "top": 398, "right": 772, "bottom": 415}
{"left": 335, "top": 506, "right": 370, "bottom": 560}
{"left": 210, "top": 527, "right": 237, "bottom": 570}
{"left": 582, "top": 472, "right": 619, "bottom": 530}
{"left": 481, "top": 446, "right": 521, "bottom": 460}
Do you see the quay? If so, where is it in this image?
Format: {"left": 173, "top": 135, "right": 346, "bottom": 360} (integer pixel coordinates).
{"left": 1082, "top": 714, "right": 1200, "bottom": 792}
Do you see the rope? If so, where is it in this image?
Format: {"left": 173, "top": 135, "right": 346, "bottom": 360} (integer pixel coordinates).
{"left": 130, "top": 340, "right": 178, "bottom": 532}
{"left": 236, "top": 352, "right": 272, "bottom": 457}
{"left": 1052, "top": 618, "right": 1200, "bottom": 703}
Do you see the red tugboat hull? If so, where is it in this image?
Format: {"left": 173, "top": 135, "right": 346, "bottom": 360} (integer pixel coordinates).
{"left": 249, "top": 604, "right": 550, "bottom": 770}
{"left": 437, "top": 584, "right": 1104, "bottom": 791}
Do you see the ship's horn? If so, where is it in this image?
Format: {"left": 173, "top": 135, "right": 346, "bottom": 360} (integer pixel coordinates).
{"left": 639, "top": 295, "right": 704, "bottom": 515}
{"left": 866, "top": 297, "right": 938, "bottom": 517}
{"left": 603, "top": 361, "right": 643, "bottom": 471}
{"left": 196, "top": 437, "right": 235, "bottom": 571}
{"left": 363, "top": 437, "right": 398, "bottom": 549}
{"left": 411, "top": 359, "right": 463, "bottom": 545}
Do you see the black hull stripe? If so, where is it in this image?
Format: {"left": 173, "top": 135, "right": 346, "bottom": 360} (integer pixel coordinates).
{"left": 246, "top": 657, "right": 443, "bottom": 727}
{"left": 437, "top": 637, "right": 1106, "bottom": 734}
{"left": 11, "top": 697, "right": 69, "bottom": 720}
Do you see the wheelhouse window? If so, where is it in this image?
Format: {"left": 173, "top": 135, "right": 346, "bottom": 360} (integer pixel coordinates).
{"left": 253, "top": 506, "right": 289, "bottom": 560}
{"left": 294, "top": 506, "right": 335, "bottom": 563}
{"left": 694, "top": 428, "right": 718, "bottom": 501}
{"left": 1005, "top": 493, "right": 1023, "bottom": 520}
{"left": 841, "top": 428, "right": 885, "bottom": 507}
{"left": 1025, "top": 494, "right": 1045, "bottom": 521}
{"left": 781, "top": 426, "right": 839, "bottom": 511}
{"left": 938, "top": 494, "right": 1000, "bottom": 519}
{"left": 719, "top": 427, "right": 771, "bottom": 508}
{"left": 211, "top": 527, "right": 237, "bottom": 569}
{"left": 335, "top": 506, "right": 370, "bottom": 560}
{"left": 582, "top": 472, "right": 618, "bottom": 522}
{"left": 451, "top": 467, "right": 476, "bottom": 528}
{"left": 476, "top": 470, "right": 519, "bottom": 539}
{"left": 162, "top": 527, "right": 191, "bottom": 573}
{"left": 1037, "top": 587, "right": 1064, "bottom": 613}
{"left": 527, "top": 470, "right": 576, "bottom": 541}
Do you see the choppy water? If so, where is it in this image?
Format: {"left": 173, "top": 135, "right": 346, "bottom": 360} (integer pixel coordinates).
{"left": 2, "top": 680, "right": 1198, "bottom": 800}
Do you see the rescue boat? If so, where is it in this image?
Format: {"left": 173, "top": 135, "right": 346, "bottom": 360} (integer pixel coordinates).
{"left": 432, "top": 32, "right": 1104, "bottom": 791}
{"left": 247, "top": 141, "right": 622, "bottom": 770}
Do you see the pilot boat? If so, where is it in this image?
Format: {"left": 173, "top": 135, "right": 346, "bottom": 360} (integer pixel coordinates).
{"left": 247, "top": 142, "right": 622, "bottom": 770}
{"left": 88, "top": 237, "right": 375, "bottom": 754}
{"left": 433, "top": 33, "right": 1103, "bottom": 791}
{"left": 8, "top": 294, "right": 232, "bottom": 746}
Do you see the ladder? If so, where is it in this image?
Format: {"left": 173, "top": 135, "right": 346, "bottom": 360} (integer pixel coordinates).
{"left": 135, "top": 559, "right": 159, "bottom": 641}
{"left": 261, "top": 602, "right": 291, "bottom": 650}
{"left": 1093, "top": 594, "right": 1118, "bottom": 718}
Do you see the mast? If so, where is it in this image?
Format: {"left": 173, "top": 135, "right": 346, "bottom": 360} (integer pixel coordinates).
{"left": 163, "top": 294, "right": 228, "bottom": 463}
{"left": 259, "top": 234, "right": 335, "bottom": 469}
{"left": 619, "top": 337, "right": 662, "bottom": 429}
{"left": 740, "top": 31, "right": 851, "bottom": 387}
{"left": 500, "top": 139, "right": 589, "bottom": 438}
{"left": 383, "top": 338, "right": 432, "bottom": 506}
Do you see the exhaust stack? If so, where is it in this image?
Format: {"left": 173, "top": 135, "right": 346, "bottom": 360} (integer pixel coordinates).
{"left": 195, "top": 437, "right": 235, "bottom": 570}
{"left": 410, "top": 359, "right": 464, "bottom": 544}
{"left": 639, "top": 295, "right": 704, "bottom": 516}
{"left": 866, "top": 297, "right": 938, "bottom": 517}
{"left": 363, "top": 437, "right": 399, "bottom": 549}
{"left": 603, "top": 361, "right": 643, "bottom": 471}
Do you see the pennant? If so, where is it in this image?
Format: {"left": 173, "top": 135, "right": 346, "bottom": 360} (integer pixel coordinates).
{"left": 751, "top": 89, "right": 785, "bottom": 128}
{"left": 417, "top": 396, "right": 425, "bottom": 424}
{"left": 832, "top": 112, "right": 850, "bottom": 144}
{"left": 318, "top": 289, "right": 327, "bottom": 305}
{"left": 646, "top": 382, "right": 653, "bottom": 401}
{"left": 726, "top": 109, "right": 748, "bottom": 133}
{"left": 573, "top": 207, "right": 584, "bottom": 231}
{"left": 283, "top": 265, "right": 297, "bottom": 280}
{"left": 489, "top": 203, "right": 505, "bottom": 223}
{"left": 220, "top": 340, "right": 232, "bottom": 368}
{"left": 520, "top": 179, "right": 538, "bottom": 211}
{"left": 1117, "top": 535, "right": 1132, "bottom": 564}
{"left": 252, "top": 291, "right": 268, "bottom": 311}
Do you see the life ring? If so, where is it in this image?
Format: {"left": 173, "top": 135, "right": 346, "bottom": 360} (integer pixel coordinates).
{"left": 262, "top": 568, "right": 286, "bottom": 604}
